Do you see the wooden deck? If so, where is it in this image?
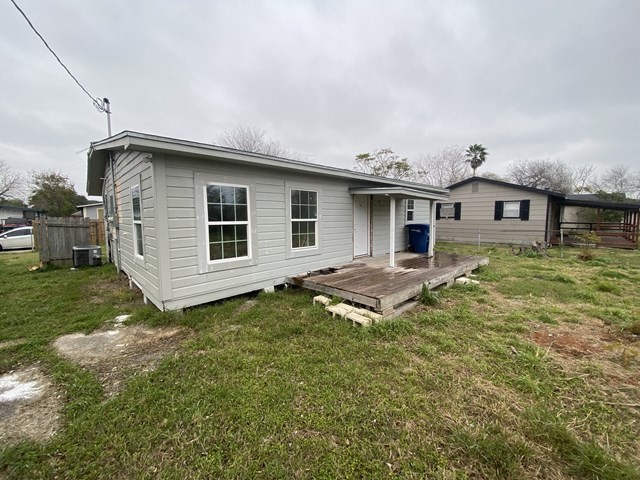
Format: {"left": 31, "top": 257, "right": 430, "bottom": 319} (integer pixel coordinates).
{"left": 287, "top": 251, "right": 489, "bottom": 316}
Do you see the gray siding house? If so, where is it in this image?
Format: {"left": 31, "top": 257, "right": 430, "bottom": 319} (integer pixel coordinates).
{"left": 87, "top": 132, "right": 448, "bottom": 311}
{"left": 435, "top": 177, "right": 564, "bottom": 245}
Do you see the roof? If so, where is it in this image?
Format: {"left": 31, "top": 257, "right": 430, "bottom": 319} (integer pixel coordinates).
{"left": 86, "top": 131, "right": 449, "bottom": 200}
{"left": 0, "top": 205, "right": 43, "bottom": 212}
{"left": 448, "top": 176, "right": 566, "bottom": 198}
{"left": 447, "top": 177, "right": 640, "bottom": 211}
{"left": 565, "top": 194, "right": 640, "bottom": 211}
{"left": 77, "top": 202, "right": 104, "bottom": 208}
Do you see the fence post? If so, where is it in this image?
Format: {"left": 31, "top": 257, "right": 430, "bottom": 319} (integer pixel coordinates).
{"left": 560, "top": 228, "right": 564, "bottom": 258}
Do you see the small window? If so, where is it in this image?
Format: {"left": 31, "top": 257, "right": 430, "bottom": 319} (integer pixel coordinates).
{"left": 406, "top": 199, "right": 415, "bottom": 222}
{"left": 503, "top": 201, "right": 521, "bottom": 218}
{"left": 131, "top": 185, "right": 144, "bottom": 257}
{"left": 291, "top": 189, "right": 318, "bottom": 249}
{"left": 440, "top": 203, "right": 455, "bottom": 219}
{"left": 206, "top": 184, "right": 250, "bottom": 262}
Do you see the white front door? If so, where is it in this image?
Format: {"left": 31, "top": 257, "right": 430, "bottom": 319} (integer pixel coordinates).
{"left": 353, "top": 195, "right": 370, "bottom": 257}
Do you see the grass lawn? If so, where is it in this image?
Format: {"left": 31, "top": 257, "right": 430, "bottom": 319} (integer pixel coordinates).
{"left": 0, "top": 244, "right": 639, "bottom": 479}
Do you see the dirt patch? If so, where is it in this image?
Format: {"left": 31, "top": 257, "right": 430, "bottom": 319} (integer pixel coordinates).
{"left": 53, "top": 324, "right": 187, "bottom": 396}
{"left": 0, "top": 366, "right": 62, "bottom": 445}
{"left": 529, "top": 320, "right": 640, "bottom": 391}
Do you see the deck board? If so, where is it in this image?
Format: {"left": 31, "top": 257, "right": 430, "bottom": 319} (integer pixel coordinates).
{"left": 287, "top": 251, "right": 489, "bottom": 315}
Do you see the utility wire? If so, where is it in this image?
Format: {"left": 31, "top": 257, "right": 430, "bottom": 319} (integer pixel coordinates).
{"left": 9, "top": 0, "right": 107, "bottom": 112}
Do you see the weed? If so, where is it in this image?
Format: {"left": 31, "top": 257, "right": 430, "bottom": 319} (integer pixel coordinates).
{"left": 595, "top": 281, "right": 621, "bottom": 294}
{"left": 419, "top": 284, "right": 440, "bottom": 306}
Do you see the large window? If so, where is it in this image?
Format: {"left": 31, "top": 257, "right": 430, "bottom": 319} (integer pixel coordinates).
{"left": 206, "top": 184, "right": 249, "bottom": 262}
{"left": 406, "top": 199, "right": 415, "bottom": 222}
{"left": 291, "top": 189, "right": 317, "bottom": 249}
{"left": 131, "top": 185, "right": 143, "bottom": 257}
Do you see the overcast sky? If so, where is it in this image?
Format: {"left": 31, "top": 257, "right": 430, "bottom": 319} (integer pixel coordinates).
{"left": 1, "top": 0, "right": 638, "bottom": 199}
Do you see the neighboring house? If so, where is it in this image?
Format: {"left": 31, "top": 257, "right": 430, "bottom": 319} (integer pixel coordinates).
{"left": 436, "top": 177, "right": 640, "bottom": 248}
{"left": 0, "top": 205, "right": 44, "bottom": 226}
{"left": 86, "top": 131, "right": 448, "bottom": 311}
{"left": 77, "top": 202, "right": 104, "bottom": 220}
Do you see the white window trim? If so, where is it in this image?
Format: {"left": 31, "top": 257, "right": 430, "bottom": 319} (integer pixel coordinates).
{"left": 503, "top": 201, "right": 521, "bottom": 219}
{"left": 440, "top": 202, "right": 455, "bottom": 219}
{"left": 194, "top": 172, "right": 257, "bottom": 274}
{"left": 406, "top": 199, "right": 415, "bottom": 223}
{"left": 131, "top": 183, "right": 144, "bottom": 262}
{"left": 204, "top": 182, "right": 252, "bottom": 265}
{"left": 290, "top": 188, "right": 319, "bottom": 252}
{"left": 285, "top": 182, "right": 322, "bottom": 259}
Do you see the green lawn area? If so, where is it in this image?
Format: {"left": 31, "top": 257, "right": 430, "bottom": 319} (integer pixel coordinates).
{"left": 1, "top": 244, "right": 639, "bottom": 479}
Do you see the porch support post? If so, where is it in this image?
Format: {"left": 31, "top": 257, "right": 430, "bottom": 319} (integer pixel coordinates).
{"left": 428, "top": 200, "right": 436, "bottom": 257}
{"left": 389, "top": 196, "right": 396, "bottom": 267}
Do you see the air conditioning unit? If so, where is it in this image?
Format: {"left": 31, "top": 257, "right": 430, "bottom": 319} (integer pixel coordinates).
{"left": 72, "top": 245, "right": 102, "bottom": 267}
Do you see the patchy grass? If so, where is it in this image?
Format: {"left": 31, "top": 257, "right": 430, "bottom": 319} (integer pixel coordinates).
{"left": 1, "top": 245, "right": 639, "bottom": 479}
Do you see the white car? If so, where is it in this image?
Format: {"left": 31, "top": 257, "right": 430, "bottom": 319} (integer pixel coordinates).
{"left": 0, "top": 226, "right": 34, "bottom": 251}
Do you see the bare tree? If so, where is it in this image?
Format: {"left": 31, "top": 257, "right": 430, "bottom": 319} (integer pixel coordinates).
{"left": 0, "top": 159, "right": 25, "bottom": 201}
{"left": 572, "top": 164, "right": 597, "bottom": 194}
{"left": 354, "top": 148, "right": 412, "bottom": 180}
{"left": 215, "top": 125, "right": 308, "bottom": 160}
{"left": 597, "top": 164, "right": 640, "bottom": 198}
{"left": 413, "top": 146, "right": 471, "bottom": 187}
{"left": 480, "top": 171, "right": 506, "bottom": 181}
{"left": 507, "top": 159, "right": 573, "bottom": 194}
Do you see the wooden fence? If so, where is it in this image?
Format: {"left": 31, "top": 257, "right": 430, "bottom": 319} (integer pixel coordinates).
{"left": 33, "top": 217, "right": 106, "bottom": 265}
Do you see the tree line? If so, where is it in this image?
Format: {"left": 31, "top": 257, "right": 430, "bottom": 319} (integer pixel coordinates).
{"left": 353, "top": 145, "right": 639, "bottom": 199}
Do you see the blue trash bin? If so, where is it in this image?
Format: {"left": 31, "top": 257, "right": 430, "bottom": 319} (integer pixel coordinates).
{"left": 406, "top": 224, "right": 430, "bottom": 253}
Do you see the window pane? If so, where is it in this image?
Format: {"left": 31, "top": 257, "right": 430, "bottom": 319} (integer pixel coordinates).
{"left": 236, "top": 224, "right": 247, "bottom": 241}
{"left": 135, "top": 224, "right": 144, "bottom": 255}
{"left": 207, "top": 185, "right": 221, "bottom": 204}
{"left": 300, "top": 205, "right": 309, "bottom": 219}
{"left": 209, "top": 225, "right": 222, "bottom": 242}
{"left": 132, "top": 197, "right": 141, "bottom": 220}
{"left": 292, "top": 235, "right": 300, "bottom": 249}
{"left": 291, "top": 190, "right": 300, "bottom": 205}
{"left": 300, "top": 190, "right": 309, "bottom": 204}
{"left": 292, "top": 221, "right": 299, "bottom": 234}
{"left": 222, "top": 225, "right": 236, "bottom": 241}
{"left": 221, "top": 186, "right": 235, "bottom": 204}
{"left": 407, "top": 211, "right": 414, "bottom": 221}
{"left": 235, "top": 187, "right": 247, "bottom": 204}
{"left": 309, "top": 206, "right": 317, "bottom": 219}
{"left": 292, "top": 204, "right": 300, "bottom": 219}
{"left": 223, "top": 242, "right": 236, "bottom": 259}
{"left": 222, "top": 205, "right": 235, "bottom": 222}
{"left": 504, "top": 202, "right": 520, "bottom": 217}
{"left": 209, "top": 242, "right": 223, "bottom": 261}
{"left": 407, "top": 199, "right": 414, "bottom": 209}
{"left": 208, "top": 204, "right": 222, "bottom": 222}
{"left": 236, "top": 241, "right": 248, "bottom": 257}
{"left": 308, "top": 232, "right": 316, "bottom": 247}
{"left": 236, "top": 205, "right": 248, "bottom": 222}
{"left": 309, "top": 191, "right": 317, "bottom": 205}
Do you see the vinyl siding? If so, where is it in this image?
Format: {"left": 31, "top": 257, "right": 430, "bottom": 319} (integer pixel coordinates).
{"left": 160, "top": 155, "right": 356, "bottom": 310}
{"left": 436, "top": 181, "right": 549, "bottom": 245}
{"left": 373, "top": 198, "right": 431, "bottom": 256}
{"left": 102, "top": 150, "right": 162, "bottom": 307}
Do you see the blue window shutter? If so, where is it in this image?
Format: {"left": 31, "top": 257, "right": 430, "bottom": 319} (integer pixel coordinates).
{"left": 494, "top": 201, "right": 503, "bottom": 221}
{"left": 520, "top": 200, "right": 530, "bottom": 221}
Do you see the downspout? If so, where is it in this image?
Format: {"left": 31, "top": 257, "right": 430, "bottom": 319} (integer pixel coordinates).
{"left": 109, "top": 151, "right": 121, "bottom": 274}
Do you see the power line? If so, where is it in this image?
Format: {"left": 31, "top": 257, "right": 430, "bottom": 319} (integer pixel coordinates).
{"left": 9, "top": 0, "right": 107, "bottom": 113}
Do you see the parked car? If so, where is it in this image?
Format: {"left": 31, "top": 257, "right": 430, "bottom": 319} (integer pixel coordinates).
{"left": 0, "top": 226, "right": 33, "bottom": 251}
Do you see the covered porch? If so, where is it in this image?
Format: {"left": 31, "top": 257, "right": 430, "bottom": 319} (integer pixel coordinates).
{"left": 287, "top": 251, "right": 489, "bottom": 316}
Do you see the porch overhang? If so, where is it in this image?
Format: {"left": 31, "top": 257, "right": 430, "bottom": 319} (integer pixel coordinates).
{"left": 349, "top": 187, "right": 449, "bottom": 202}
{"left": 350, "top": 187, "right": 447, "bottom": 266}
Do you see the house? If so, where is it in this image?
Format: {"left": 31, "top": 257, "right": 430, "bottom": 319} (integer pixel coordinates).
{"left": 86, "top": 131, "right": 448, "bottom": 311}
{"left": 0, "top": 205, "right": 44, "bottom": 226}
{"left": 436, "top": 177, "right": 640, "bottom": 248}
{"left": 77, "top": 202, "right": 104, "bottom": 220}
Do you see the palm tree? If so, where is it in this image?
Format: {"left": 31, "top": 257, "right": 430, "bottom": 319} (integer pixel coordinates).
{"left": 465, "top": 144, "right": 488, "bottom": 176}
